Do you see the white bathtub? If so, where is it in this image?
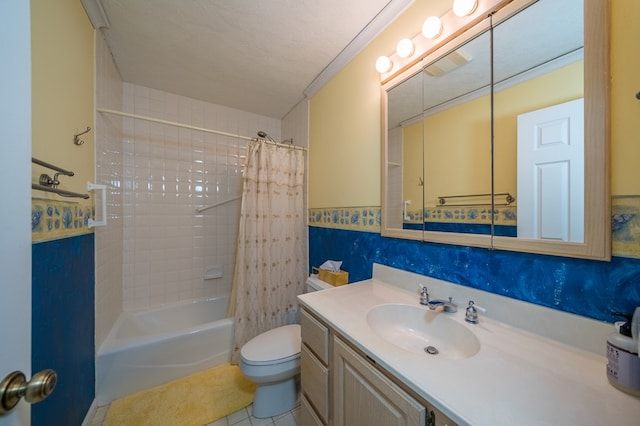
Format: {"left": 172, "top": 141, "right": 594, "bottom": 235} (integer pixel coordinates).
{"left": 96, "top": 296, "right": 233, "bottom": 405}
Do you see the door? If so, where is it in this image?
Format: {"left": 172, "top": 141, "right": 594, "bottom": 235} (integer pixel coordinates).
{"left": 333, "top": 337, "right": 425, "bottom": 426}
{"left": 517, "top": 98, "right": 584, "bottom": 241}
{"left": 1, "top": 1, "right": 32, "bottom": 424}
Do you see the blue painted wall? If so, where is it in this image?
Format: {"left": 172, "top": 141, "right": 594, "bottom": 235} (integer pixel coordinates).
{"left": 32, "top": 233, "right": 95, "bottom": 426}
{"left": 309, "top": 226, "right": 640, "bottom": 323}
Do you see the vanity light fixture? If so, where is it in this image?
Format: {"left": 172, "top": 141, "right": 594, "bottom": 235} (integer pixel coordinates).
{"left": 375, "top": 0, "right": 492, "bottom": 76}
{"left": 452, "top": 0, "right": 478, "bottom": 17}
{"left": 422, "top": 16, "right": 443, "bottom": 39}
{"left": 396, "top": 38, "right": 415, "bottom": 58}
{"left": 376, "top": 55, "right": 393, "bottom": 73}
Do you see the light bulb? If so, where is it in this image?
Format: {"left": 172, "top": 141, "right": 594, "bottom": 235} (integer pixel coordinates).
{"left": 396, "top": 38, "right": 414, "bottom": 58}
{"left": 452, "top": 0, "right": 478, "bottom": 17}
{"left": 375, "top": 56, "right": 393, "bottom": 73}
{"left": 422, "top": 16, "right": 443, "bottom": 39}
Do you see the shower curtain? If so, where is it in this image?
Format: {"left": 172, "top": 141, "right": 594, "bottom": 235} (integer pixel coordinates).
{"left": 229, "top": 139, "right": 306, "bottom": 364}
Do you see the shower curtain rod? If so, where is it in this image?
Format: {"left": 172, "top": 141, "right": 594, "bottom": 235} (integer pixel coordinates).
{"left": 97, "top": 108, "right": 307, "bottom": 151}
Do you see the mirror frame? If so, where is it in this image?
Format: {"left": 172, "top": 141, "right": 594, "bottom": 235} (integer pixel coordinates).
{"left": 381, "top": 0, "right": 610, "bottom": 260}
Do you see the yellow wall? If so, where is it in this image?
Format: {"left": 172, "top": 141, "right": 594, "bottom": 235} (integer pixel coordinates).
{"left": 308, "top": 0, "right": 450, "bottom": 208}
{"left": 31, "top": 0, "right": 94, "bottom": 206}
{"left": 309, "top": 0, "right": 636, "bottom": 209}
{"left": 494, "top": 61, "right": 583, "bottom": 197}
{"left": 611, "top": 0, "right": 640, "bottom": 195}
{"left": 423, "top": 93, "right": 492, "bottom": 206}
{"left": 401, "top": 62, "right": 581, "bottom": 207}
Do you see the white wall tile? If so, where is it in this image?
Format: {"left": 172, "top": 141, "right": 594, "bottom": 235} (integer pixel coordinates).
{"left": 95, "top": 33, "right": 124, "bottom": 348}
{"left": 96, "top": 36, "right": 312, "bottom": 328}
{"left": 119, "top": 82, "right": 281, "bottom": 311}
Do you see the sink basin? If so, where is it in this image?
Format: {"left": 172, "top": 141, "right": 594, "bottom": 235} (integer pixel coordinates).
{"left": 366, "top": 304, "right": 480, "bottom": 359}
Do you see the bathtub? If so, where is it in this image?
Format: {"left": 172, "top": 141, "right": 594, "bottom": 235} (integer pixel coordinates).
{"left": 96, "top": 296, "right": 233, "bottom": 406}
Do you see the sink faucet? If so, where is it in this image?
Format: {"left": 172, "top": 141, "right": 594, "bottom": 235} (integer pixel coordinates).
{"left": 418, "top": 285, "right": 430, "bottom": 305}
{"left": 427, "top": 297, "right": 458, "bottom": 313}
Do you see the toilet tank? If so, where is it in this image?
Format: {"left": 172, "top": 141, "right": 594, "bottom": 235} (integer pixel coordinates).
{"left": 305, "top": 275, "right": 334, "bottom": 293}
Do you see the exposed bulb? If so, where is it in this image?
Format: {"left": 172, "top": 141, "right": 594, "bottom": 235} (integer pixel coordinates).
{"left": 422, "top": 16, "right": 443, "bottom": 39}
{"left": 396, "top": 38, "right": 415, "bottom": 58}
{"left": 452, "top": 0, "right": 478, "bottom": 17}
{"left": 375, "top": 55, "right": 393, "bottom": 73}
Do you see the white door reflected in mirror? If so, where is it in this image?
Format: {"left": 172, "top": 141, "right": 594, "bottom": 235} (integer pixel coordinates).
{"left": 517, "top": 98, "right": 584, "bottom": 242}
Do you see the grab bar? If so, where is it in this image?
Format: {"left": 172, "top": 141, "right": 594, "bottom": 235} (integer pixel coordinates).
{"left": 87, "top": 183, "right": 107, "bottom": 227}
{"left": 31, "top": 184, "right": 90, "bottom": 199}
{"left": 196, "top": 196, "right": 242, "bottom": 213}
{"left": 31, "top": 157, "right": 92, "bottom": 199}
{"left": 32, "top": 157, "right": 74, "bottom": 176}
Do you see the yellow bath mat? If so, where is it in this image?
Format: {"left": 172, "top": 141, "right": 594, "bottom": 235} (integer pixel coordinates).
{"left": 103, "top": 363, "right": 255, "bottom": 426}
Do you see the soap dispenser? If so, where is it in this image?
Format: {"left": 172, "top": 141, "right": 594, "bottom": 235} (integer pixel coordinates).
{"left": 606, "top": 307, "right": 640, "bottom": 397}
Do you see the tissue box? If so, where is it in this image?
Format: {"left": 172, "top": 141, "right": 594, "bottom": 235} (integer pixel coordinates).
{"left": 318, "top": 268, "right": 349, "bottom": 286}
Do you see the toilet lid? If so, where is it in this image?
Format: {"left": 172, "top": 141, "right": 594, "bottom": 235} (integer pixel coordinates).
{"left": 241, "top": 324, "right": 301, "bottom": 363}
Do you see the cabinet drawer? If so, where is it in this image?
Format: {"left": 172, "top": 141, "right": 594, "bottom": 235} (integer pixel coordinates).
{"left": 301, "top": 308, "right": 330, "bottom": 364}
{"left": 300, "top": 395, "right": 325, "bottom": 426}
{"left": 301, "top": 345, "right": 329, "bottom": 423}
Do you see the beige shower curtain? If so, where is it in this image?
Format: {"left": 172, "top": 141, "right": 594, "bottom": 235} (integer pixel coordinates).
{"left": 229, "top": 139, "right": 306, "bottom": 364}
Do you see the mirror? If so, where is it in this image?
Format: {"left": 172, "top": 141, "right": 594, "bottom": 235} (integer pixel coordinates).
{"left": 493, "top": 0, "right": 584, "bottom": 242}
{"left": 422, "top": 31, "right": 492, "bottom": 235}
{"left": 381, "top": 0, "right": 610, "bottom": 260}
{"left": 386, "top": 70, "right": 424, "bottom": 235}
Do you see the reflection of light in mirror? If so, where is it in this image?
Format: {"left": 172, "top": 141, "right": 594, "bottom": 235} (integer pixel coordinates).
{"left": 396, "top": 38, "right": 414, "bottom": 58}
{"left": 422, "top": 16, "right": 443, "bottom": 39}
{"left": 452, "top": 0, "right": 477, "bottom": 17}
{"left": 376, "top": 55, "right": 393, "bottom": 73}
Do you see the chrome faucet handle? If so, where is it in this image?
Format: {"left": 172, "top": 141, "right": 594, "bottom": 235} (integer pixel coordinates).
{"left": 465, "top": 301, "right": 478, "bottom": 323}
{"left": 418, "top": 284, "right": 429, "bottom": 305}
{"left": 464, "top": 300, "right": 486, "bottom": 324}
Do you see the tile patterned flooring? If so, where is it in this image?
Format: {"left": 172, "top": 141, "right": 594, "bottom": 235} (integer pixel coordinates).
{"left": 90, "top": 403, "right": 300, "bottom": 426}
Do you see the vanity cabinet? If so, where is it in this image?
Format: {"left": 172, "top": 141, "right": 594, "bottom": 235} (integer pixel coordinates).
{"left": 301, "top": 307, "right": 456, "bottom": 426}
{"left": 301, "top": 308, "right": 331, "bottom": 425}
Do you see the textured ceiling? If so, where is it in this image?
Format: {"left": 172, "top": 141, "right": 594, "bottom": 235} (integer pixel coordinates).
{"left": 99, "top": 0, "right": 399, "bottom": 119}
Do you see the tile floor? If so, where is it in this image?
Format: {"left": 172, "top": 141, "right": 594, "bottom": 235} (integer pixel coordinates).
{"left": 90, "top": 403, "right": 300, "bottom": 426}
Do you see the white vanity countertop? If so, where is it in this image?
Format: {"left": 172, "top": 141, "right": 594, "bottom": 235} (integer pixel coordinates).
{"left": 298, "top": 279, "right": 640, "bottom": 426}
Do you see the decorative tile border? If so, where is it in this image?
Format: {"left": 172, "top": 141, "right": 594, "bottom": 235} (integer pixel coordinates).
{"left": 612, "top": 195, "right": 640, "bottom": 259}
{"left": 32, "top": 198, "right": 94, "bottom": 242}
{"left": 308, "top": 207, "right": 381, "bottom": 232}
{"left": 424, "top": 205, "right": 517, "bottom": 226}
{"left": 380, "top": 205, "right": 517, "bottom": 226}
{"left": 310, "top": 198, "right": 640, "bottom": 258}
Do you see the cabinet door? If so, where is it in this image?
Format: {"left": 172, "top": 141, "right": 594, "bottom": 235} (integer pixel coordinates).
{"left": 333, "top": 337, "right": 425, "bottom": 426}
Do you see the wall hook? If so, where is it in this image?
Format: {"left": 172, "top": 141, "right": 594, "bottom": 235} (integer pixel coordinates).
{"left": 636, "top": 91, "right": 640, "bottom": 100}
{"left": 73, "top": 126, "right": 91, "bottom": 145}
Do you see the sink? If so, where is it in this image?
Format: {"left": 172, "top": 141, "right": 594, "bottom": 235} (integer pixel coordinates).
{"left": 366, "top": 304, "right": 480, "bottom": 360}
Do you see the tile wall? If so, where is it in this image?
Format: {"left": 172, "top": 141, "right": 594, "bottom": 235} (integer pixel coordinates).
{"left": 119, "top": 83, "right": 280, "bottom": 312}
{"left": 95, "top": 35, "right": 311, "bottom": 347}
{"left": 95, "top": 33, "right": 124, "bottom": 347}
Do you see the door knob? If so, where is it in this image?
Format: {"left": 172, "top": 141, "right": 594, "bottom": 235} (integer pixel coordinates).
{"left": 0, "top": 369, "right": 57, "bottom": 415}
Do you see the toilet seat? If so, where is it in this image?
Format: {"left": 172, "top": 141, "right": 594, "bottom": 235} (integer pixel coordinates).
{"left": 240, "top": 324, "right": 301, "bottom": 365}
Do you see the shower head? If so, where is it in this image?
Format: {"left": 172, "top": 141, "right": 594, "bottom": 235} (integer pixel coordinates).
{"left": 256, "top": 131, "right": 275, "bottom": 142}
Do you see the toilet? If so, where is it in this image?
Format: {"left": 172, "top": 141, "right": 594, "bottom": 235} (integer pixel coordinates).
{"left": 239, "top": 275, "right": 333, "bottom": 418}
